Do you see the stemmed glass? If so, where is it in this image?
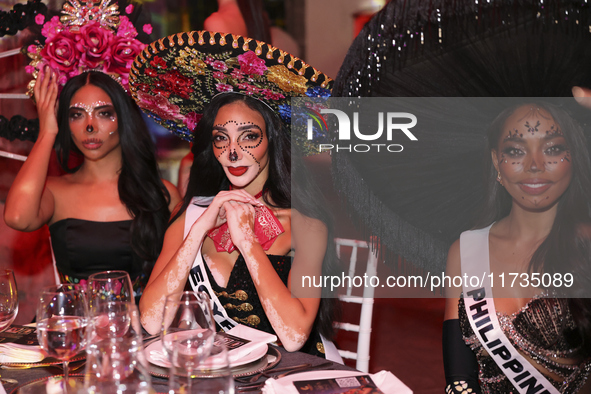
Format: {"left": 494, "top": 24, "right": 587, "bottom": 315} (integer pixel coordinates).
{"left": 87, "top": 270, "right": 134, "bottom": 306}
{"left": 161, "top": 291, "right": 216, "bottom": 393}
{"left": 0, "top": 269, "right": 18, "bottom": 332}
{"left": 36, "top": 284, "right": 88, "bottom": 393}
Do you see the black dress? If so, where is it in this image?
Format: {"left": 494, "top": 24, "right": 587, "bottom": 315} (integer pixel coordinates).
{"left": 48, "top": 218, "right": 148, "bottom": 300}
{"left": 193, "top": 254, "right": 327, "bottom": 358}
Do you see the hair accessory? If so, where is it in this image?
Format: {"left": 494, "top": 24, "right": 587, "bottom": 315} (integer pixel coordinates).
{"left": 128, "top": 30, "right": 333, "bottom": 142}
{"left": 25, "top": 0, "right": 149, "bottom": 97}
{"left": 0, "top": 0, "right": 47, "bottom": 38}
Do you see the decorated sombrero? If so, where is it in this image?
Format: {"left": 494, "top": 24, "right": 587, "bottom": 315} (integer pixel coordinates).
{"left": 129, "top": 31, "right": 333, "bottom": 142}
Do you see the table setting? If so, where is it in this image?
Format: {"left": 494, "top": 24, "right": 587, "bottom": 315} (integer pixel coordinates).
{"left": 0, "top": 269, "right": 412, "bottom": 393}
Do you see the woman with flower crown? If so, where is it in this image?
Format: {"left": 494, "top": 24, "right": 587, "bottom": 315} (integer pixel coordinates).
{"left": 133, "top": 30, "right": 339, "bottom": 357}
{"left": 3, "top": 1, "right": 181, "bottom": 302}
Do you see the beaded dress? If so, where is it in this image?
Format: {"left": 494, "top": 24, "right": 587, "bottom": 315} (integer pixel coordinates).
{"left": 458, "top": 297, "right": 591, "bottom": 393}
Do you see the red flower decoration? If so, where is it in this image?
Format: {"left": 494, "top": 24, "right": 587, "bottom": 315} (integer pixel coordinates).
{"left": 41, "top": 30, "right": 80, "bottom": 74}
{"left": 109, "top": 36, "right": 144, "bottom": 77}
{"left": 76, "top": 22, "right": 114, "bottom": 69}
{"left": 150, "top": 56, "right": 167, "bottom": 69}
{"left": 237, "top": 51, "right": 266, "bottom": 75}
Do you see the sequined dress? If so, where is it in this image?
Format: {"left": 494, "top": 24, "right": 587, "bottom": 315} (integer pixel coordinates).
{"left": 458, "top": 296, "right": 591, "bottom": 393}
{"left": 48, "top": 218, "right": 148, "bottom": 301}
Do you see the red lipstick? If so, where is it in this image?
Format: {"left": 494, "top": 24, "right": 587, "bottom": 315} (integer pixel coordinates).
{"left": 228, "top": 166, "right": 248, "bottom": 176}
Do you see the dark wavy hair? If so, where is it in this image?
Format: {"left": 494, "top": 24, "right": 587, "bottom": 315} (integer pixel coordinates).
{"left": 55, "top": 71, "right": 171, "bottom": 266}
{"left": 174, "top": 92, "right": 339, "bottom": 339}
{"left": 476, "top": 101, "right": 591, "bottom": 351}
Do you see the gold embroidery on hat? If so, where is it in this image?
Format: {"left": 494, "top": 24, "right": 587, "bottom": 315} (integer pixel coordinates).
{"left": 316, "top": 342, "right": 325, "bottom": 354}
{"left": 242, "top": 37, "right": 253, "bottom": 51}
{"left": 219, "top": 34, "right": 227, "bottom": 46}
{"left": 187, "top": 31, "right": 196, "bottom": 46}
{"left": 254, "top": 41, "right": 263, "bottom": 55}
{"left": 267, "top": 65, "right": 308, "bottom": 94}
{"left": 158, "top": 38, "right": 166, "bottom": 51}
{"left": 287, "top": 57, "right": 296, "bottom": 69}
{"left": 231, "top": 34, "right": 240, "bottom": 48}
{"left": 277, "top": 49, "right": 288, "bottom": 64}
{"left": 310, "top": 69, "right": 320, "bottom": 82}
{"left": 209, "top": 33, "right": 216, "bottom": 45}
{"left": 177, "top": 33, "right": 184, "bottom": 46}
{"left": 197, "top": 31, "right": 206, "bottom": 45}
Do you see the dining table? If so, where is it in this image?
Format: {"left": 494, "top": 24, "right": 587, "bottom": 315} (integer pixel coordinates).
{"left": 0, "top": 345, "right": 357, "bottom": 394}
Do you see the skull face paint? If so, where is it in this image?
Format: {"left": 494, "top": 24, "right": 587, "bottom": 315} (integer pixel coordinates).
{"left": 492, "top": 105, "right": 572, "bottom": 210}
{"left": 212, "top": 102, "right": 269, "bottom": 191}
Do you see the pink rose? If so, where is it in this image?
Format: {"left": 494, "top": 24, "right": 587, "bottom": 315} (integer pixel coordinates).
{"left": 40, "top": 30, "right": 80, "bottom": 73}
{"left": 125, "top": 4, "right": 134, "bottom": 14}
{"left": 184, "top": 112, "right": 203, "bottom": 131}
{"left": 143, "top": 24, "right": 153, "bottom": 35}
{"left": 117, "top": 16, "right": 138, "bottom": 38}
{"left": 41, "top": 16, "right": 62, "bottom": 39}
{"left": 211, "top": 60, "right": 228, "bottom": 72}
{"left": 25, "top": 65, "right": 35, "bottom": 74}
{"left": 137, "top": 90, "right": 183, "bottom": 121}
{"left": 237, "top": 51, "right": 266, "bottom": 75}
{"left": 215, "top": 83, "right": 233, "bottom": 93}
{"left": 76, "top": 22, "right": 113, "bottom": 69}
{"left": 109, "top": 36, "right": 144, "bottom": 76}
{"left": 230, "top": 69, "right": 244, "bottom": 80}
{"left": 213, "top": 71, "right": 225, "bottom": 80}
{"left": 35, "top": 14, "right": 45, "bottom": 25}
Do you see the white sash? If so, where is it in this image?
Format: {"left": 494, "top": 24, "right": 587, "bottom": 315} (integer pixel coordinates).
{"left": 184, "top": 197, "right": 238, "bottom": 332}
{"left": 460, "top": 225, "right": 559, "bottom": 394}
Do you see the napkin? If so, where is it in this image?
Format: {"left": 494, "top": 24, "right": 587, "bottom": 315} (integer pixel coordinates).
{"left": 262, "top": 370, "right": 413, "bottom": 394}
{"left": 224, "top": 325, "right": 276, "bottom": 363}
{"left": 0, "top": 343, "right": 45, "bottom": 364}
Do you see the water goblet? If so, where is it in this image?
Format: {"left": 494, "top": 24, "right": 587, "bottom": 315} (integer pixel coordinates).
{"left": 161, "top": 291, "right": 216, "bottom": 393}
{"left": 0, "top": 269, "right": 18, "bottom": 332}
{"left": 36, "top": 284, "right": 88, "bottom": 393}
{"left": 169, "top": 337, "right": 235, "bottom": 394}
{"left": 87, "top": 270, "right": 134, "bottom": 307}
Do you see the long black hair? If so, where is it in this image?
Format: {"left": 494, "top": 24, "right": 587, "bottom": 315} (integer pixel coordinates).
{"left": 55, "top": 71, "right": 171, "bottom": 266}
{"left": 476, "top": 101, "right": 591, "bottom": 350}
{"left": 175, "top": 92, "right": 339, "bottom": 339}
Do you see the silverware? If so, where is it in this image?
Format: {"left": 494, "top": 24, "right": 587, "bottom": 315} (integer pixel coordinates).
{"left": 245, "top": 363, "right": 311, "bottom": 383}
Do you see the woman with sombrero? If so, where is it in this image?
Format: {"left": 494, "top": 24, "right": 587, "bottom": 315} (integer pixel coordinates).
{"left": 331, "top": 0, "right": 591, "bottom": 392}
{"left": 132, "top": 31, "right": 339, "bottom": 357}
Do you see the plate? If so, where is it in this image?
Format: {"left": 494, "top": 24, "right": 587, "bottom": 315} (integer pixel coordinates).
{"left": 148, "top": 345, "right": 282, "bottom": 379}
{"left": 145, "top": 338, "right": 268, "bottom": 369}
{"left": 9, "top": 374, "right": 85, "bottom": 394}
{"left": 0, "top": 354, "right": 85, "bottom": 368}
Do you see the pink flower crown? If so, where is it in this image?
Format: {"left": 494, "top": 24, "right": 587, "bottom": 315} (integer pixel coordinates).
{"left": 25, "top": 0, "right": 152, "bottom": 97}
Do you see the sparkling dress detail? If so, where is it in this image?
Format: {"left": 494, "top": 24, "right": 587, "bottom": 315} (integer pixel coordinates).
{"left": 48, "top": 218, "right": 147, "bottom": 300}
{"left": 458, "top": 296, "right": 591, "bottom": 393}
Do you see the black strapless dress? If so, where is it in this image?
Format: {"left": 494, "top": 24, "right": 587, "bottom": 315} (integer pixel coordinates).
{"left": 194, "top": 254, "right": 327, "bottom": 358}
{"left": 48, "top": 219, "right": 147, "bottom": 300}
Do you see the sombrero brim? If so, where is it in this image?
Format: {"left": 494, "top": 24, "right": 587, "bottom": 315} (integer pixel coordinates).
{"left": 129, "top": 30, "right": 333, "bottom": 141}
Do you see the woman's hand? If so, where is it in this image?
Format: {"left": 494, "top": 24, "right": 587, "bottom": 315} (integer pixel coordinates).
{"left": 34, "top": 66, "right": 59, "bottom": 139}
{"left": 192, "top": 189, "right": 262, "bottom": 232}
{"left": 224, "top": 200, "right": 257, "bottom": 251}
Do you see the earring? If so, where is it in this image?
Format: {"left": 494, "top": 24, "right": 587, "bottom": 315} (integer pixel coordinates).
{"left": 497, "top": 172, "right": 503, "bottom": 186}
{"left": 229, "top": 149, "right": 238, "bottom": 162}
{"left": 86, "top": 124, "right": 94, "bottom": 133}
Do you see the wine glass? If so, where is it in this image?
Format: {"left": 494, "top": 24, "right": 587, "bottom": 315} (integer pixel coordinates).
{"left": 0, "top": 269, "right": 18, "bottom": 332}
{"left": 87, "top": 270, "right": 134, "bottom": 309}
{"left": 36, "top": 284, "right": 88, "bottom": 393}
{"left": 85, "top": 335, "right": 152, "bottom": 393}
{"left": 169, "top": 336, "right": 234, "bottom": 394}
{"left": 161, "top": 291, "right": 216, "bottom": 393}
